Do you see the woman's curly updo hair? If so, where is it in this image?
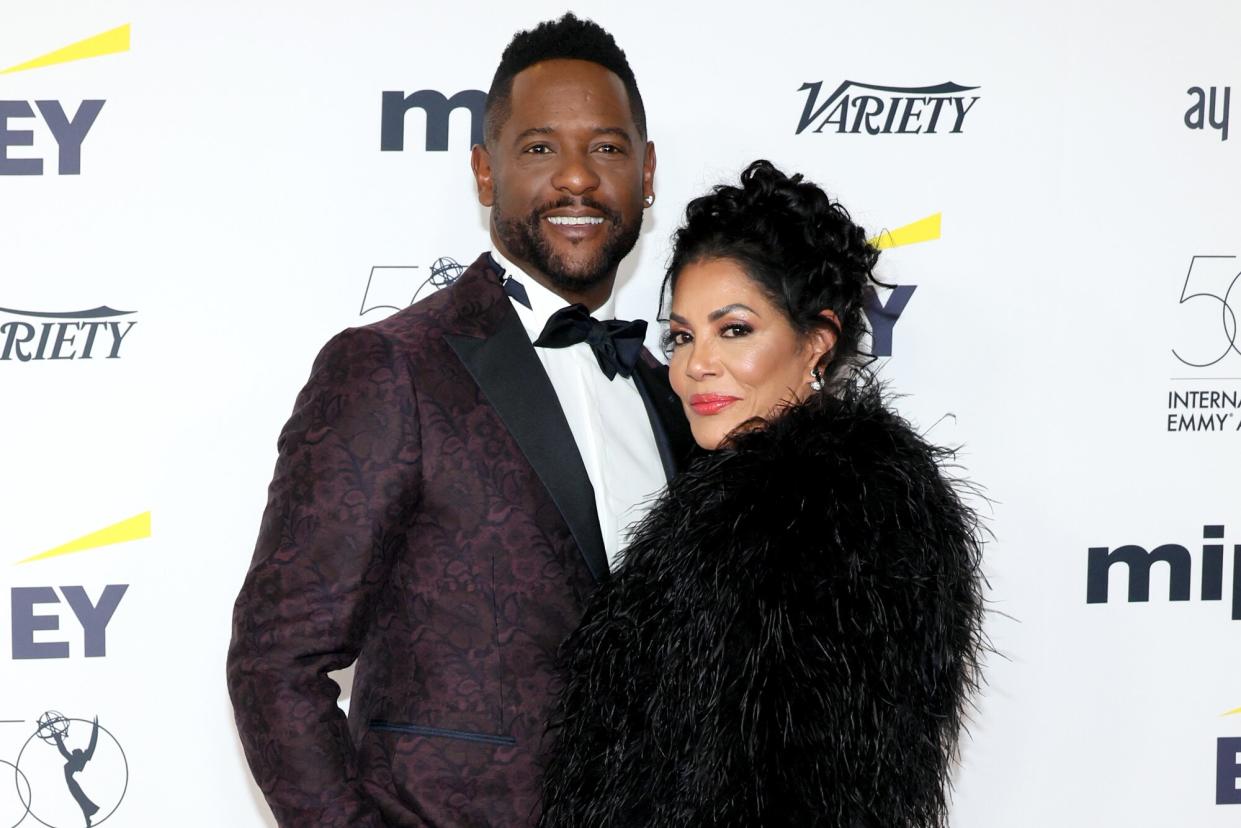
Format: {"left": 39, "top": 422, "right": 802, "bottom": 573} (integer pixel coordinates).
{"left": 664, "top": 160, "right": 880, "bottom": 389}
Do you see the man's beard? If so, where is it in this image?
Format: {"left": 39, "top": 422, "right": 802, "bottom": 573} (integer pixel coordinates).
{"left": 493, "top": 195, "right": 642, "bottom": 293}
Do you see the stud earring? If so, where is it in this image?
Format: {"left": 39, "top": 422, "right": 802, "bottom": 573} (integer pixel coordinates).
{"left": 644, "top": 194, "right": 655, "bottom": 207}
{"left": 809, "top": 367, "right": 824, "bottom": 392}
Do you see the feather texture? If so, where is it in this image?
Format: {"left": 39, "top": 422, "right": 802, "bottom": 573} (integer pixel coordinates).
{"left": 538, "top": 385, "right": 986, "bottom": 827}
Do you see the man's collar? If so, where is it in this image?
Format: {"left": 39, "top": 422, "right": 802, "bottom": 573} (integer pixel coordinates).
{"left": 490, "top": 247, "right": 618, "bottom": 339}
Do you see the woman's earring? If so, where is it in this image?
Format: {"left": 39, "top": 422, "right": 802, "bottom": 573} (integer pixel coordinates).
{"left": 809, "top": 367, "right": 824, "bottom": 392}
{"left": 644, "top": 194, "right": 655, "bottom": 207}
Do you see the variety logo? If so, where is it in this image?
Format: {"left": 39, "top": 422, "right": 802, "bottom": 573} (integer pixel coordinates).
{"left": 359, "top": 257, "right": 466, "bottom": 316}
{"left": 0, "top": 24, "right": 130, "bottom": 176}
{"left": 796, "top": 80, "right": 980, "bottom": 135}
{"left": 1167, "top": 255, "right": 1241, "bottom": 433}
{"left": 0, "top": 306, "right": 138, "bottom": 362}
{"left": 380, "top": 88, "right": 485, "bottom": 152}
{"left": 1186, "top": 86, "right": 1231, "bottom": 142}
{"left": 1, "top": 712, "right": 128, "bottom": 827}
{"left": 1086, "top": 523, "right": 1240, "bottom": 619}
{"left": 8, "top": 512, "right": 147, "bottom": 660}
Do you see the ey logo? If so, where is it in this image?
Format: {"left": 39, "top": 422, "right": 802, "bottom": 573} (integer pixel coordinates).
{"left": 7, "top": 512, "right": 148, "bottom": 659}
{"left": 865, "top": 213, "right": 940, "bottom": 357}
{"left": 1219, "top": 706, "right": 1241, "bottom": 805}
{"left": 0, "top": 24, "right": 129, "bottom": 175}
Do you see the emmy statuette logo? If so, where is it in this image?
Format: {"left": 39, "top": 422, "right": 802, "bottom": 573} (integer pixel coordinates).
{"left": 1, "top": 712, "right": 128, "bottom": 827}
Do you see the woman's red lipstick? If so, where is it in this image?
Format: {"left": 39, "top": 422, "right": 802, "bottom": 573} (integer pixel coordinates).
{"left": 689, "top": 394, "right": 740, "bottom": 415}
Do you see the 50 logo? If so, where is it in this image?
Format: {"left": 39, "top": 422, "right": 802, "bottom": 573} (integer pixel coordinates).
{"left": 359, "top": 257, "right": 466, "bottom": 316}
{"left": 1173, "top": 255, "right": 1241, "bottom": 368}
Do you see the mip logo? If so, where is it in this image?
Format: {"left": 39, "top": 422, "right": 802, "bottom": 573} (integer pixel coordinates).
{"left": 380, "top": 89, "right": 485, "bottom": 152}
{"left": 1, "top": 712, "right": 128, "bottom": 827}
{"left": 0, "top": 306, "right": 137, "bottom": 362}
{"left": 360, "top": 256, "right": 466, "bottom": 316}
{"left": 0, "top": 24, "right": 129, "bottom": 176}
{"left": 796, "top": 80, "right": 980, "bottom": 135}
{"left": 1086, "top": 523, "right": 1241, "bottom": 619}
{"left": 7, "top": 513, "right": 148, "bottom": 660}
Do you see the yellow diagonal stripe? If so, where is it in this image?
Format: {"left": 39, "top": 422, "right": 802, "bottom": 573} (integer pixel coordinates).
{"left": 1224, "top": 706, "right": 1241, "bottom": 717}
{"left": 1, "top": 24, "right": 130, "bottom": 75}
{"left": 16, "top": 511, "right": 150, "bottom": 564}
{"left": 870, "top": 212, "right": 942, "bottom": 250}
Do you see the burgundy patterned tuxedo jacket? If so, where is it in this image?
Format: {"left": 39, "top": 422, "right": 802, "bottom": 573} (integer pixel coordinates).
{"left": 227, "top": 253, "right": 692, "bottom": 827}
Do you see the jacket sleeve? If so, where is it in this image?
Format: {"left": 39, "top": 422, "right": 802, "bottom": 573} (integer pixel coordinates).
{"left": 226, "top": 327, "right": 421, "bottom": 828}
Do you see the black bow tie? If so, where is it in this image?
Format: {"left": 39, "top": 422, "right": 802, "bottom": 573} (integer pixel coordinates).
{"left": 534, "top": 304, "right": 647, "bottom": 380}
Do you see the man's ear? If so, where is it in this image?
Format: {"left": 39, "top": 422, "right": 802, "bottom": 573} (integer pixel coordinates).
{"left": 471, "top": 144, "right": 495, "bottom": 207}
{"left": 642, "top": 140, "right": 657, "bottom": 203}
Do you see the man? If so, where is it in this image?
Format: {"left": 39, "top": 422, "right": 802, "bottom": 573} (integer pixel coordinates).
{"left": 226, "top": 13, "right": 691, "bottom": 828}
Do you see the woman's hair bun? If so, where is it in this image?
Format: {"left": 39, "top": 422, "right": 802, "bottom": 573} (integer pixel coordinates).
{"left": 666, "top": 160, "right": 880, "bottom": 385}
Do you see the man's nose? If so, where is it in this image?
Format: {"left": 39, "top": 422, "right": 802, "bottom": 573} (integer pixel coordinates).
{"left": 551, "top": 149, "right": 601, "bottom": 195}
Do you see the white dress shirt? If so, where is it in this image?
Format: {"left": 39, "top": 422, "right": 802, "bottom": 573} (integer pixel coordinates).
{"left": 492, "top": 248, "right": 667, "bottom": 569}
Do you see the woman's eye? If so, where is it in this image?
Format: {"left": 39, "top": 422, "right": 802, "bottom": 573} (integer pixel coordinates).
{"left": 661, "top": 330, "right": 692, "bottom": 351}
{"left": 721, "top": 323, "right": 752, "bottom": 338}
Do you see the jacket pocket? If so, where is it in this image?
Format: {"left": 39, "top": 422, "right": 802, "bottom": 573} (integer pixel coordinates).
{"left": 368, "top": 719, "right": 517, "bottom": 747}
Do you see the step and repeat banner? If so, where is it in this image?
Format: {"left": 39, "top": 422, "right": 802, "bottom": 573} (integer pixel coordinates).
{"left": 2, "top": 1, "right": 1239, "bottom": 825}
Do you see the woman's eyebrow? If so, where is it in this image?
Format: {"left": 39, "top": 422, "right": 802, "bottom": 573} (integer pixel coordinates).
{"left": 708, "top": 303, "right": 758, "bottom": 321}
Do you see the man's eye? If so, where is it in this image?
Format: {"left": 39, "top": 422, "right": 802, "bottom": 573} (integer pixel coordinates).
{"left": 524, "top": 144, "right": 552, "bottom": 154}
{"left": 596, "top": 144, "right": 622, "bottom": 153}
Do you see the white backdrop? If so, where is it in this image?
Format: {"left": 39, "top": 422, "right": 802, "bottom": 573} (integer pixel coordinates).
{"left": 2, "top": 1, "right": 1240, "bottom": 825}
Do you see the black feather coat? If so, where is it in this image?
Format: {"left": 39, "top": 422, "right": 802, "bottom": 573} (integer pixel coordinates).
{"left": 538, "top": 386, "right": 985, "bottom": 827}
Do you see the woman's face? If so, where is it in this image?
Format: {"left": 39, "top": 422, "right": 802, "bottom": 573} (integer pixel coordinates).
{"left": 666, "top": 258, "right": 835, "bottom": 450}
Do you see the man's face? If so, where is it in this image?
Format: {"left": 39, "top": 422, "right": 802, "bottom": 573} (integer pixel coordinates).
{"left": 472, "top": 59, "right": 655, "bottom": 296}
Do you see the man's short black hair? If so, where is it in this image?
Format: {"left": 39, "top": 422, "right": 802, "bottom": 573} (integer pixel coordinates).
{"left": 484, "top": 13, "right": 647, "bottom": 146}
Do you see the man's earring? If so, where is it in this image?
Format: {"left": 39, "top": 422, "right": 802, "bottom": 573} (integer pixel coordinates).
{"left": 809, "top": 366, "right": 824, "bottom": 392}
{"left": 644, "top": 194, "right": 655, "bottom": 207}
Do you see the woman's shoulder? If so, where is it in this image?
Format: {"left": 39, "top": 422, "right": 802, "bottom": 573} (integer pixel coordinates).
{"left": 618, "top": 383, "right": 979, "bottom": 585}
{"left": 657, "top": 385, "right": 961, "bottom": 523}
{"left": 733, "top": 382, "right": 945, "bottom": 475}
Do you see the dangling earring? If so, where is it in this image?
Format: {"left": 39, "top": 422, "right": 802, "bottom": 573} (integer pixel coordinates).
{"left": 809, "top": 366, "right": 824, "bottom": 392}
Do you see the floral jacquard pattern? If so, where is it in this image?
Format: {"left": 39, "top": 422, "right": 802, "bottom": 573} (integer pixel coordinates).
{"left": 227, "top": 255, "right": 639, "bottom": 827}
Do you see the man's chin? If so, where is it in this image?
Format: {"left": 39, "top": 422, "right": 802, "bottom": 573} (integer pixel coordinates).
{"left": 538, "top": 247, "right": 615, "bottom": 291}
{"left": 541, "top": 264, "right": 612, "bottom": 293}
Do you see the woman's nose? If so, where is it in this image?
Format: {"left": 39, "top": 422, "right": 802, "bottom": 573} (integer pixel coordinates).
{"left": 684, "top": 340, "right": 719, "bottom": 381}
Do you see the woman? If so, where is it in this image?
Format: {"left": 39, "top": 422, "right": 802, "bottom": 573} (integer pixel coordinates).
{"left": 538, "top": 161, "right": 986, "bottom": 827}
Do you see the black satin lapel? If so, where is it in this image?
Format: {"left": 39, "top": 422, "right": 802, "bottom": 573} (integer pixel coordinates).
{"left": 633, "top": 358, "right": 694, "bottom": 480}
{"left": 445, "top": 313, "right": 609, "bottom": 583}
